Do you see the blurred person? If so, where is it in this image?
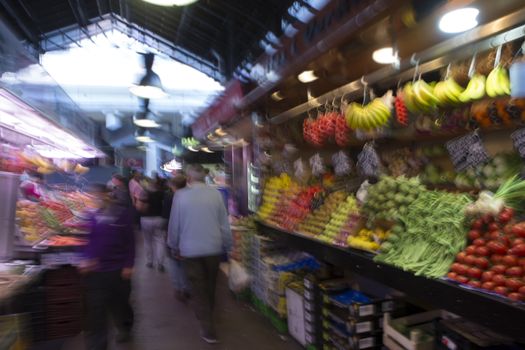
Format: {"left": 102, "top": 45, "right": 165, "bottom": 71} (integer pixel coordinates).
{"left": 128, "top": 170, "right": 148, "bottom": 211}
{"left": 109, "top": 174, "right": 131, "bottom": 208}
{"left": 141, "top": 179, "right": 166, "bottom": 271}
{"left": 80, "top": 184, "right": 135, "bottom": 350}
{"left": 164, "top": 175, "right": 190, "bottom": 301}
{"left": 167, "top": 164, "right": 232, "bottom": 344}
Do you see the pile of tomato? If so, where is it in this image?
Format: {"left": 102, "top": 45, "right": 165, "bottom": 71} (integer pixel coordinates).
{"left": 448, "top": 207, "right": 525, "bottom": 302}
{"left": 303, "top": 112, "right": 350, "bottom": 147}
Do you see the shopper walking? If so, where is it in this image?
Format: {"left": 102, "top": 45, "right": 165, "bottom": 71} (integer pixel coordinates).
{"left": 164, "top": 174, "right": 191, "bottom": 301}
{"left": 80, "top": 184, "right": 135, "bottom": 350}
{"left": 109, "top": 173, "right": 131, "bottom": 208}
{"left": 167, "top": 164, "right": 232, "bottom": 343}
{"left": 141, "top": 180, "right": 166, "bottom": 271}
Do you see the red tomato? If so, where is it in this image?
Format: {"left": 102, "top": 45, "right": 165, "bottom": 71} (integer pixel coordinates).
{"left": 492, "top": 274, "right": 507, "bottom": 286}
{"left": 510, "top": 244, "right": 525, "bottom": 257}
{"left": 512, "top": 238, "right": 525, "bottom": 246}
{"left": 456, "top": 264, "right": 468, "bottom": 275}
{"left": 519, "top": 258, "right": 525, "bottom": 268}
{"left": 465, "top": 245, "right": 477, "bottom": 255}
{"left": 468, "top": 267, "right": 482, "bottom": 279}
{"left": 468, "top": 230, "right": 482, "bottom": 241}
{"left": 456, "top": 252, "right": 467, "bottom": 263}
{"left": 475, "top": 257, "right": 489, "bottom": 269}
{"left": 487, "top": 241, "right": 508, "bottom": 255}
{"left": 473, "top": 238, "right": 486, "bottom": 247}
{"left": 506, "top": 266, "right": 523, "bottom": 277}
{"left": 457, "top": 275, "right": 469, "bottom": 284}
{"left": 491, "top": 255, "right": 504, "bottom": 264}
{"left": 488, "top": 222, "right": 500, "bottom": 232}
{"left": 483, "top": 214, "right": 495, "bottom": 224}
{"left": 502, "top": 255, "right": 519, "bottom": 266}
{"left": 502, "top": 207, "right": 515, "bottom": 218}
{"left": 450, "top": 263, "right": 461, "bottom": 274}
{"left": 475, "top": 246, "right": 490, "bottom": 257}
{"left": 447, "top": 272, "right": 458, "bottom": 280}
{"left": 465, "top": 255, "right": 477, "bottom": 266}
{"left": 498, "top": 212, "right": 512, "bottom": 225}
{"left": 481, "top": 270, "right": 495, "bottom": 282}
{"left": 471, "top": 219, "right": 484, "bottom": 230}
{"left": 491, "top": 265, "right": 507, "bottom": 274}
{"left": 468, "top": 280, "right": 481, "bottom": 288}
{"left": 511, "top": 225, "right": 525, "bottom": 238}
{"left": 519, "top": 285, "right": 525, "bottom": 296}
{"left": 488, "top": 231, "right": 503, "bottom": 240}
{"left": 482, "top": 281, "right": 496, "bottom": 290}
{"left": 505, "top": 278, "right": 524, "bottom": 291}
{"left": 508, "top": 293, "right": 523, "bottom": 301}
{"left": 494, "top": 286, "right": 509, "bottom": 296}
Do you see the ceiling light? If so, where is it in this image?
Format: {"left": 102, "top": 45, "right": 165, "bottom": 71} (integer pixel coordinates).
{"left": 129, "top": 71, "right": 167, "bottom": 99}
{"left": 298, "top": 70, "right": 318, "bottom": 83}
{"left": 201, "top": 147, "right": 214, "bottom": 153}
{"left": 135, "top": 129, "right": 155, "bottom": 143}
{"left": 372, "top": 47, "right": 398, "bottom": 64}
{"left": 133, "top": 111, "right": 161, "bottom": 128}
{"left": 187, "top": 146, "right": 200, "bottom": 152}
{"left": 142, "top": 0, "right": 199, "bottom": 6}
{"left": 439, "top": 8, "right": 479, "bottom": 33}
{"left": 271, "top": 91, "right": 284, "bottom": 101}
{"left": 215, "top": 128, "right": 227, "bottom": 136}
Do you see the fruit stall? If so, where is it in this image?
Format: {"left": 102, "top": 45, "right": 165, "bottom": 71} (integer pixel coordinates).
{"left": 225, "top": 4, "right": 525, "bottom": 347}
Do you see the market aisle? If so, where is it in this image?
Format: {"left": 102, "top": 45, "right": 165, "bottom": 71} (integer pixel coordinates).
{"left": 57, "top": 248, "right": 301, "bottom": 350}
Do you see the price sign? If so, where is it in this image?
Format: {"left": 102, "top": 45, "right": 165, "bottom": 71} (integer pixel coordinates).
{"left": 511, "top": 128, "right": 525, "bottom": 158}
{"left": 446, "top": 132, "right": 489, "bottom": 172}
{"left": 357, "top": 143, "right": 380, "bottom": 178}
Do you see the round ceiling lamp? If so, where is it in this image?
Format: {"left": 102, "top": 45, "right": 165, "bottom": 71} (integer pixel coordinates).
{"left": 438, "top": 7, "right": 479, "bottom": 33}
{"left": 372, "top": 47, "right": 398, "bottom": 64}
{"left": 130, "top": 53, "right": 167, "bottom": 99}
{"left": 142, "top": 0, "right": 199, "bottom": 6}
{"left": 133, "top": 111, "right": 161, "bottom": 128}
{"left": 135, "top": 128, "right": 155, "bottom": 143}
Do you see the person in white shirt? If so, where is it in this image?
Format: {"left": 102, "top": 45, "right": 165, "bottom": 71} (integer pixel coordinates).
{"left": 167, "top": 164, "right": 232, "bottom": 344}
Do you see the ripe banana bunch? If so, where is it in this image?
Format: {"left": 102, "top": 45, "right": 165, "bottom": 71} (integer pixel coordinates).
{"left": 433, "top": 78, "right": 465, "bottom": 106}
{"left": 402, "top": 80, "right": 440, "bottom": 113}
{"left": 486, "top": 65, "right": 510, "bottom": 97}
{"left": 345, "top": 90, "right": 393, "bottom": 130}
{"left": 459, "top": 73, "right": 486, "bottom": 102}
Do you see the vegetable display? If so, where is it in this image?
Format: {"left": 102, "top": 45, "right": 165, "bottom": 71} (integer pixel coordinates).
{"left": 375, "top": 190, "right": 472, "bottom": 278}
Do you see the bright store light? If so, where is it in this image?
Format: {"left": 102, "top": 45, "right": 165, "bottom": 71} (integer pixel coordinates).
{"left": 439, "top": 8, "right": 479, "bottom": 33}
{"left": 162, "top": 159, "right": 183, "bottom": 171}
{"left": 142, "top": 0, "right": 198, "bottom": 6}
{"left": 215, "top": 128, "right": 227, "bottom": 136}
{"left": 187, "top": 146, "right": 200, "bottom": 152}
{"left": 133, "top": 112, "right": 161, "bottom": 128}
{"left": 271, "top": 91, "right": 284, "bottom": 101}
{"left": 298, "top": 70, "right": 318, "bottom": 83}
{"left": 201, "top": 147, "right": 214, "bottom": 153}
{"left": 135, "top": 129, "right": 155, "bottom": 143}
{"left": 372, "top": 47, "right": 397, "bottom": 64}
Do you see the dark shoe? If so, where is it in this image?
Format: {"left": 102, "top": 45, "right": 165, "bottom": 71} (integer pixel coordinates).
{"left": 146, "top": 262, "right": 153, "bottom": 269}
{"left": 157, "top": 264, "right": 165, "bottom": 272}
{"left": 116, "top": 331, "right": 131, "bottom": 343}
{"left": 200, "top": 331, "right": 219, "bottom": 344}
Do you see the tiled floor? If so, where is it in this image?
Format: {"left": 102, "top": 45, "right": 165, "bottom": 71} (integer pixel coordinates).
{"left": 37, "top": 256, "right": 301, "bottom": 350}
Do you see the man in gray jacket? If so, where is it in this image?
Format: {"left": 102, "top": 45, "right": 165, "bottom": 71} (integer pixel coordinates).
{"left": 167, "top": 164, "right": 232, "bottom": 344}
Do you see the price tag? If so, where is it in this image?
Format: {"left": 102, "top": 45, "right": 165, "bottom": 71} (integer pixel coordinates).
{"left": 511, "top": 128, "right": 525, "bottom": 158}
{"left": 359, "top": 337, "right": 375, "bottom": 349}
{"left": 357, "top": 143, "right": 380, "bottom": 178}
{"left": 446, "top": 132, "right": 489, "bottom": 172}
{"left": 358, "top": 304, "right": 375, "bottom": 317}
{"left": 355, "top": 321, "right": 373, "bottom": 334}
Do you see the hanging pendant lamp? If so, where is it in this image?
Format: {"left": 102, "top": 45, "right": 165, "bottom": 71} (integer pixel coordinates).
{"left": 135, "top": 128, "right": 156, "bottom": 143}
{"left": 130, "top": 53, "right": 167, "bottom": 99}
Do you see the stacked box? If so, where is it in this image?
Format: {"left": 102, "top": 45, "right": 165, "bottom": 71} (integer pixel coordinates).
{"left": 320, "top": 282, "right": 404, "bottom": 350}
{"left": 303, "top": 274, "right": 324, "bottom": 349}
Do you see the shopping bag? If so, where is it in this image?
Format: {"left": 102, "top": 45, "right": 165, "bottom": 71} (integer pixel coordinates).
{"left": 228, "top": 260, "right": 251, "bottom": 292}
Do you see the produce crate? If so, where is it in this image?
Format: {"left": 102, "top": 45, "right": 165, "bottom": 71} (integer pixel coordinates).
{"left": 434, "top": 318, "right": 515, "bottom": 350}
{"left": 383, "top": 310, "right": 442, "bottom": 350}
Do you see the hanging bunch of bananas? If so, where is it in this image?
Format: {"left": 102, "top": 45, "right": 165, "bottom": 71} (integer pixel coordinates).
{"left": 458, "top": 73, "right": 486, "bottom": 102}
{"left": 345, "top": 90, "right": 394, "bottom": 131}
{"left": 485, "top": 65, "right": 511, "bottom": 97}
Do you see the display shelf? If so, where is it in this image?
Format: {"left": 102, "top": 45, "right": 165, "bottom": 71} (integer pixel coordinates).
{"left": 255, "top": 220, "right": 525, "bottom": 342}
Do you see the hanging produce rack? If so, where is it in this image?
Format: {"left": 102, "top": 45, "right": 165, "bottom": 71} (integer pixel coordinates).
{"left": 256, "top": 220, "right": 525, "bottom": 342}
{"left": 270, "top": 6, "right": 525, "bottom": 125}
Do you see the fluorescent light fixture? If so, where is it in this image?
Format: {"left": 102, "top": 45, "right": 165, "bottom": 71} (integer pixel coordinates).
{"left": 439, "top": 7, "right": 479, "bottom": 33}
{"left": 142, "top": 0, "right": 198, "bottom": 6}
{"left": 271, "top": 91, "right": 284, "bottom": 101}
{"left": 298, "top": 70, "right": 318, "bottom": 83}
{"left": 201, "top": 147, "right": 214, "bottom": 153}
{"left": 372, "top": 47, "right": 397, "bottom": 64}
{"left": 133, "top": 111, "right": 161, "bottom": 128}
{"left": 135, "top": 129, "right": 155, "bottom": 143}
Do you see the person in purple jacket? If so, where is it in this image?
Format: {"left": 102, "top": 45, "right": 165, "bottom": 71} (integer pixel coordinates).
{"left": 80, "top": 184, "right": 136, "bottom": 350}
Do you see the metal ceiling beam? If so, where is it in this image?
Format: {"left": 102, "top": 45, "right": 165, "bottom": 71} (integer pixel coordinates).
{"left": 270, "top": 6, "right": 525, "bottom": 124}
{"left": 0, "top": 0, "right": 41, "bottom": 50}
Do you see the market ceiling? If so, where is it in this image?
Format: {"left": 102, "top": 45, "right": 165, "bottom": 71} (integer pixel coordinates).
{"left": 0, "top": 0, "right": 300, "bottom": 82}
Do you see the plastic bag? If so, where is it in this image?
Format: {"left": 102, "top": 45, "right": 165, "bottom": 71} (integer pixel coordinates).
{"left": 228, "top": 260, "right": 251, "bottom": 292}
